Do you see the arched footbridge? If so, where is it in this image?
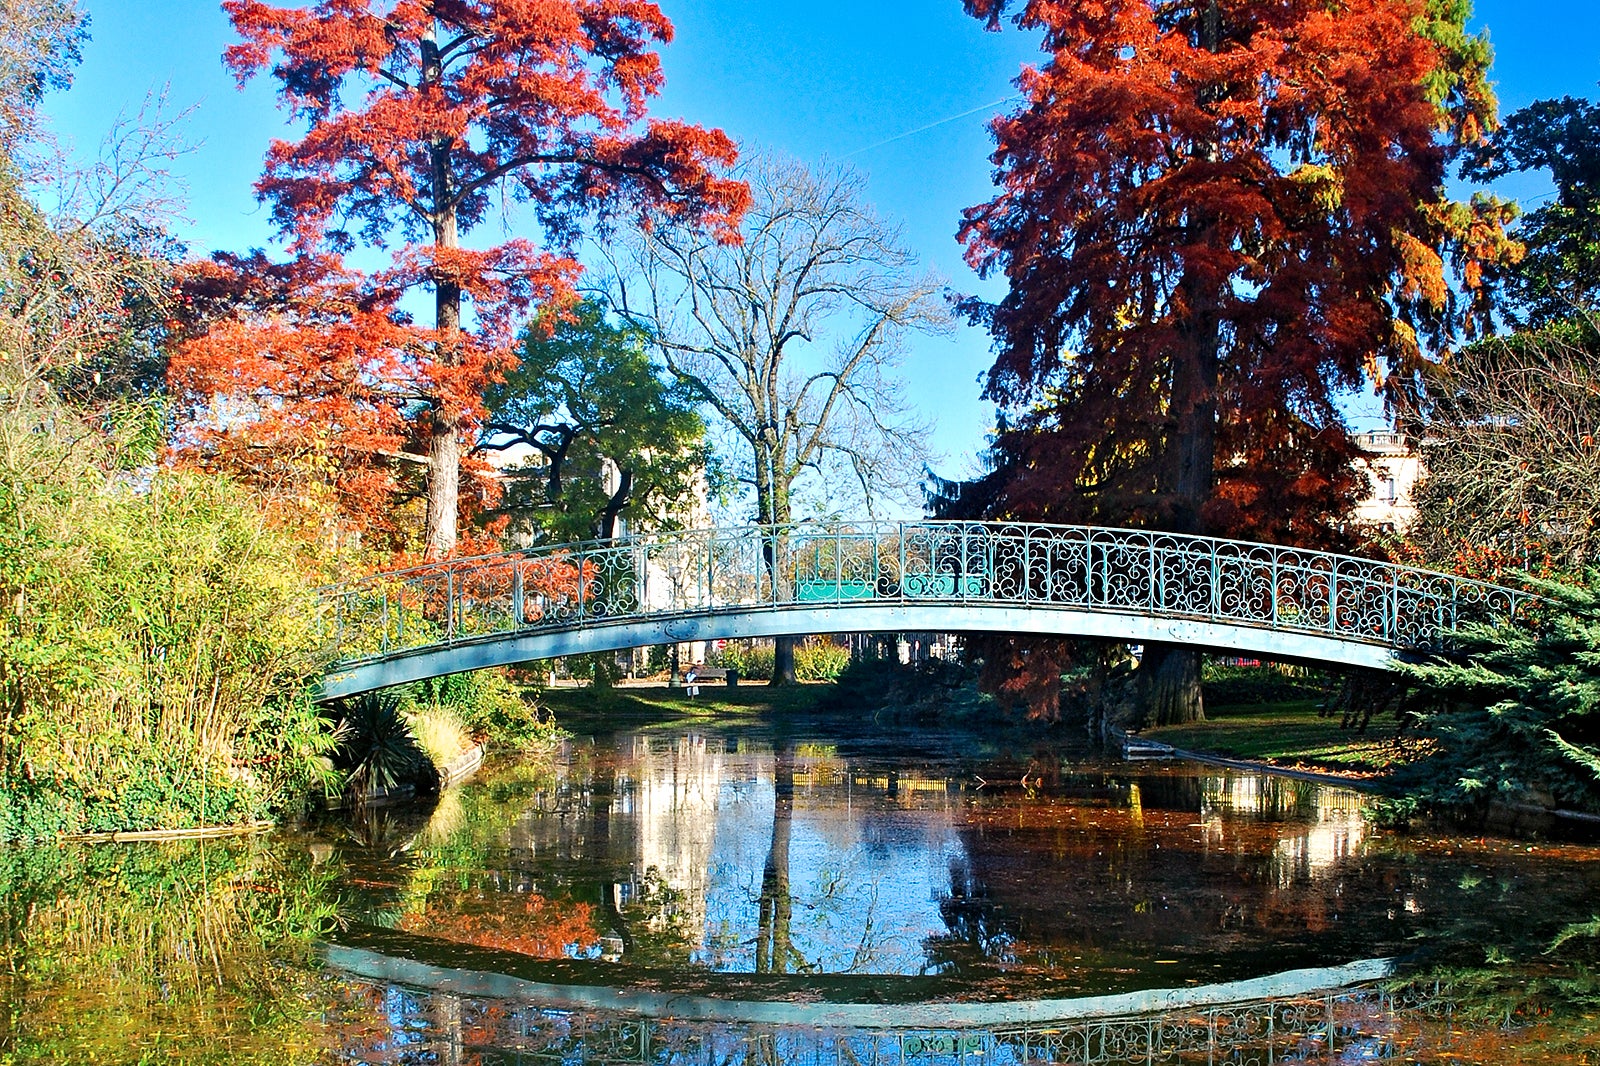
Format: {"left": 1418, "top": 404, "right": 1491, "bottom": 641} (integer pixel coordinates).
{"left": 317, "top": 521, "right": 1530, "bottom": 702}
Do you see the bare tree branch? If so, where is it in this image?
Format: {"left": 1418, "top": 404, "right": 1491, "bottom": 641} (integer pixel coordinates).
{"left": 602, "top": 153, "right": 948, "bottom": 525}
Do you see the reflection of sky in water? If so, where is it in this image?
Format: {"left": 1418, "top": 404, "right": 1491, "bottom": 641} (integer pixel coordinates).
{"left": 694, "top": 759, "right": 968, "bottom": 974}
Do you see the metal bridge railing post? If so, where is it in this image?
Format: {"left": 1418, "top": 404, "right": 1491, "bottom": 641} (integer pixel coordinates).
{"left": 1023, "top": 528, "right": 1032, "bottom": 605}
{"left": 512, "top": 563, "right": 524, "bottom": 629}
{"left": 899, "top": 522, "right": 908, "bottom": 603}
{"left": 1329, "top": 560, "right": 1339, "bottom": 635}
{"left": 446, "top": 569, "right": 456, "bottom": 643}
{"left": 1148, "top": 537, "right": 1158, "bottom": 613}
{"left": 381, "top": 587, "right": 390, "bottom": 654}
{"left": 1389, "top": 567, "right": 1400, "bottom": 644}
{"left": 1272, "top": 551, "right": 1281, "bottom": 628}
{"left": 835, "top": 526, "right": 843, "bottom": 601}
{"left": 576, "top": 551, "right": 587, "bottom": 623}
{"left": 1210, "top": 540, "right": 1220, "bottom": 620}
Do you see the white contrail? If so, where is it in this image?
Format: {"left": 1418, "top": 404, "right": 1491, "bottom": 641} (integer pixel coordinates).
{"left": 843, "top": 95, "right": 1023, "bottom": 158}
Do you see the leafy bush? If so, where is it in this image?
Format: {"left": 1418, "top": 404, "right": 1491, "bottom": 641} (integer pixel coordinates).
{"left": 0, "top": 387, "right": 336, "bottom": 837}
{"left": 711, "top": 641, "right": 775, "bottom": 681}
{"left": 398, "top": 669, "right": 560, "bottom": 751}
{"left": 794, "top": 641, "right": 851, "bottom": 681}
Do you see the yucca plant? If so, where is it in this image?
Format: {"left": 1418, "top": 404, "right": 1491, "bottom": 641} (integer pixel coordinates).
{"left": 330, "top": 692, "right": 433, "bottom": 799}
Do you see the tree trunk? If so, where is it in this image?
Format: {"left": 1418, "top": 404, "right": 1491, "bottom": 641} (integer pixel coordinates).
{"left": 425, "top": 416, "right": 460, "bottom": 558}
{"left": 755, "top": 454, "right": 800, "bottom": 686}
{"left": 771, "top": 637, "right": 797, "bottom": 686}
{"left": 423, "top": 32, "right": 462, "bottom": 560}
{"left": 1140, "top": 643, "right": 1204, "bottom": 726}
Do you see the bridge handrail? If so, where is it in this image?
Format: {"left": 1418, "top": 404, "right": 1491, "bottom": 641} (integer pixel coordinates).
{"left": 318, "top": 520, "right": 1533, "bottom": 667}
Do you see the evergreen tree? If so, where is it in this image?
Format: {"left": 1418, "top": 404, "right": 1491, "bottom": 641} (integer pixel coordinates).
{"left": 1400, "top": 576, "right": 1600, "bottom": 814}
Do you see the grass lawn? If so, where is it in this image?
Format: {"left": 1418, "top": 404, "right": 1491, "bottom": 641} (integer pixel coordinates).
{"left": 1142, "top": 699, "right": 1424, "bottom": 776}
{"left": 536, "top": 681, "right": 832, "bottom": 732}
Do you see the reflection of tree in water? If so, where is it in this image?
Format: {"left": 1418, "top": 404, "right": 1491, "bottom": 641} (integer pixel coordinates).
{"left": 755, "top": 743, "right": 797, "bottom": 974}
{"left": 928, "top": 858, "right": 1022, "bottom": 971}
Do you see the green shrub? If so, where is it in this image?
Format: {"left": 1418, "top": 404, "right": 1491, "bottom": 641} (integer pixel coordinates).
{"left": 397, "top": 669, "right": 561, "bottom": 751}
{"left": 0, "top": 388, "right": 336, "bottom": 838}
{"left": 794, "top": 641, "right": 851, "bottom": 681}
{"left": 713, "top": 641, "right": 775, "bottom": 681}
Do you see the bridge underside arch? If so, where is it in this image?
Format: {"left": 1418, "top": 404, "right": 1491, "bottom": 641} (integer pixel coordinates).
{"left": 317, "top": 602, "right": 1398, "bottom": 702}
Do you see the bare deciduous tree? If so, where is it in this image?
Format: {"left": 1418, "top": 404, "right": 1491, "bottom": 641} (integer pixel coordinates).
{"left": 604, "top": 154, "right": 948, "bottom": 682}
{"left": 0, "top": 0, "right": 190, "bottom": 413}
{"left": 1411, "top": 325, "right": 1600, "bottom": 572}
{"left": 607, "top": 155, "right": 947, "bottom": 525}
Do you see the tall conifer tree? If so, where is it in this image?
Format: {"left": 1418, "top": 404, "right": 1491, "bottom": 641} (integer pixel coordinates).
{"left": 210, "top": 0, "right": 747, "bottom": 557}
{"left": 956, "top": 0, "right": 1514, "bottom": 722}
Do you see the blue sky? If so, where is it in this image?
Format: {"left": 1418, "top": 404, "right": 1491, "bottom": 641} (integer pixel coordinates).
{"left": 42, "top": 1, "right": 1600, "bottom": 476}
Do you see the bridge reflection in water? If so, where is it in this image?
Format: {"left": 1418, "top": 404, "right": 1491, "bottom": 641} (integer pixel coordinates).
{"left": 320, "top": 521, "right": 1530, "bottom": 698}
{"left": 334, "top": 974, "right": 1462, "bottom": 1065}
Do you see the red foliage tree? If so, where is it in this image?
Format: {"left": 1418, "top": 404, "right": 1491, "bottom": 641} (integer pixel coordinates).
{"left": 171, "top": 246, "right": 561, "bottom": 551}
{"left": 953, "top": 0, "right": 1517, "bottom": 723}
{"left": 204, "top": 0, "right": 747, "bottom": 558}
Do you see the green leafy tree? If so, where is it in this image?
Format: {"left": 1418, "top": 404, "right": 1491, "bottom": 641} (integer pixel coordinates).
{"left": 479, "top": 301, "right": 709, "bottom": 543}
{"left": 1399, "top": 575, "right": 1600, "bottom": 815}
{"left": 1467, "top": 95, "right": 1600, "bottom": 323}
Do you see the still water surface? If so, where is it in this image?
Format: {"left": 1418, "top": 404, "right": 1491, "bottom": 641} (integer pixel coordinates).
{"left": 5, "top": 723, "right": 1599, "bottom": 1063}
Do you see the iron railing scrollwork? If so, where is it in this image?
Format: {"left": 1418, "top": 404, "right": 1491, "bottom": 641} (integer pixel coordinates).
{"left": 318, "top": 521, "right": 1530, "bottom": 668}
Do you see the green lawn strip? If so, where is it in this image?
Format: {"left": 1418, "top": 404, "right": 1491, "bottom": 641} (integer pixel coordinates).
{"left": 537, "top": 682, "right": 831, "bottom": 731}
{"left": 1143, "top": 699, "right": 1409, "bottom": 773}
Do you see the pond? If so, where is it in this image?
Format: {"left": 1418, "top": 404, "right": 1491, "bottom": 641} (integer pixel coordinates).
{"left": 3, "top": 720, "right": 1598, "bottom": 1063}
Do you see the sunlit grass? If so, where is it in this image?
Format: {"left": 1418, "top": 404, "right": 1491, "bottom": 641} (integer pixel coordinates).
{"left": 1144, "top": 699, "right": 1423, "bottom": 773}
{"left": 538, "top": 682, "right": 832, "bottom": 728}
{"left": 406, "top": 705, "right": 474, "bottom": 769}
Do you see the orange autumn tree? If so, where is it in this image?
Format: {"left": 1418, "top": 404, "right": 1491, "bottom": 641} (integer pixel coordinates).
{"left": 191, "top": 0, "right": 747, "bottom": 558}
{"left": 171, "top": 250, "right": 539, "bottom": 548}
{"left": 948, "top": 0, "right": 1516, "bottom": 723}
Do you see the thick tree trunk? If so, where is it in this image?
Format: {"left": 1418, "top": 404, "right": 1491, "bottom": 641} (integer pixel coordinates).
{"left": 425, "top": 417, "right": 460, "bottom": 558}
{"left": 771, "top": 637, "right": 798, "bottom": 686}
{"left": 423, "top": 33, "right": 462, "bottom": 560}
{"left": 754, "top": 459, "right": 800, "bottom": 686}
{"left": 1140, "top": 643, "right": 1204, "bottom": 726}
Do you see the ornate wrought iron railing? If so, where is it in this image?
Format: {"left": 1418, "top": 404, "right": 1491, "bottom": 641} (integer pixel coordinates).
{"left": 320, "top": 521, "right": 1530, "bottom": 667}
{"left": 338, "top": 974, "right": 1473, "bottom": 1065}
